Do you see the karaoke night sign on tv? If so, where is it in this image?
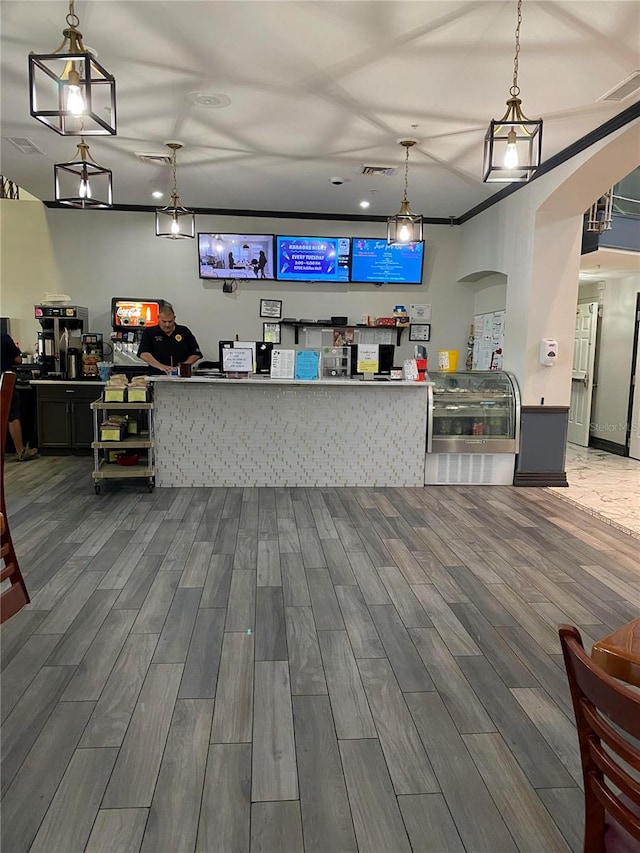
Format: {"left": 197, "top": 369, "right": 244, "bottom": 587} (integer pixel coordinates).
{"left": 276, "top": 236, "right": 350, "bottom": 282}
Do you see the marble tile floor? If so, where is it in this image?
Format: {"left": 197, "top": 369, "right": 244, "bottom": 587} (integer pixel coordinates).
{"left": 546, "top": 444, "right": 640, "bottom": 539}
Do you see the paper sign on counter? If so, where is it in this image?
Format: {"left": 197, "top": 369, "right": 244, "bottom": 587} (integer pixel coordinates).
{"left": 223, "top": 347, "right": 253, "bottom": 373}
{"left": 270, "top": 349, "right": 296, "bottom": 379}
{"left": 403, "top": 358, "right": 419, "bottom": 381}
{"left": 294, "top": 349, "right": 321, "bottom": 380}
{"left": 357, "top": 343, "right": 379, "bottom": 373}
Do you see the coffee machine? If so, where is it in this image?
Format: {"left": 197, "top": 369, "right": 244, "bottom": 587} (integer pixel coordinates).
{"left": 82, "top": 333, "right": 104, "bottom": 377}
{"left": 110, "top": 297, "right": 164, "bottom": 368}
{"left": 34, "top": 305, "right": 88, "bottom": 377}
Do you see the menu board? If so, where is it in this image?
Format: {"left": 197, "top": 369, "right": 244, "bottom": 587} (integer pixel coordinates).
{"left": 473, "top": 310, "right": 506, "bottom": 370}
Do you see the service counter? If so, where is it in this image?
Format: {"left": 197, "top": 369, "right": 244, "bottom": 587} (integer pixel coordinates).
{"left": 151, "top": 376, "right": 429, "bottom": 487}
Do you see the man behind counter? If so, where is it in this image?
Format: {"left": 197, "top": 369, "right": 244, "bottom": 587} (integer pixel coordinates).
{"left": 137, "top": 303, "right": 202, "bottom": 375}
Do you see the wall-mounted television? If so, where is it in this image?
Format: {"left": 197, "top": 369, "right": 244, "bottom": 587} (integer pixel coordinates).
{"left": 276, "top": 236, "right": 350, "bottom": 282}
{"left": 198, "top": 233, "right": 275, "bottom": 280}
{"left": 350, "top": 238, "right": 424, "bottom": 284}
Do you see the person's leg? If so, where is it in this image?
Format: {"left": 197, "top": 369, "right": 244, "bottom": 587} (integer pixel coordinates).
{"left": 7, "top": 389, "right": 37, "bottom": 460}
{"left": 8, "top": 418, "right": 24, "bottom": 454}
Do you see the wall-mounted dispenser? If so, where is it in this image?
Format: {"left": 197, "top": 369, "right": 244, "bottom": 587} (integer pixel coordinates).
{"left": 539, "top": 339, "right": 558, "bottom": 366}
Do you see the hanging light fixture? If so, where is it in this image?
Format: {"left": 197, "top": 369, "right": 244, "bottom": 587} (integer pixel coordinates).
{"left": 586, "top": 188, "right": 614, "bottom": 233}
{"left": 387, "top": 139, "right": 423, "bottom": 245}
{"left": 29, "top": 0, "right": 116, "bottom": 136}
{"left": 54, "top": 138, "right": 113, "bottom": 208}
{"left": 155, "top": 142, "right": 195, "bottom": 239}
{"left": 483, "top": 0, "right": 542, "bottom": 183}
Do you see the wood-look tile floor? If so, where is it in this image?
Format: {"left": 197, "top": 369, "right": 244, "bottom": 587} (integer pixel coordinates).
{"left": 2, "top": 456, "right": 639, "bottom": 853}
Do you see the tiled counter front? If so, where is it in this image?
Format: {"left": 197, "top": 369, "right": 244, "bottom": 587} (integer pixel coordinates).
{"left": 153, "top": 378, "right": 428, "bottom": 487}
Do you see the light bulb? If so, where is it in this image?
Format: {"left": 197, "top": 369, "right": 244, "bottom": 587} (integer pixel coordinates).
{"left": 66, "top": 68, "right": 85, "bottom": 116}
{"left": 504, "top": 131, "right": 519, "bottom": 169}
{"left": 398, "top": 223, "right": 411, "bottom": 243}
{"left": 79, "top": 177, "right": 92, "bottom": 199}
{"left": 171, "top": 217, "right": 180, "bottom": 235}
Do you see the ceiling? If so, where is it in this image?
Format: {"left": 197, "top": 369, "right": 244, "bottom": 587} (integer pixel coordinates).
{"left": 1, "top": 0, "right": 639, "bottom": 230}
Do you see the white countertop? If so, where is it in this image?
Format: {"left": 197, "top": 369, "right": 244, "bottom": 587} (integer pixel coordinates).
{"left": 151, "top": 375, "right": 432, "bottom": 388}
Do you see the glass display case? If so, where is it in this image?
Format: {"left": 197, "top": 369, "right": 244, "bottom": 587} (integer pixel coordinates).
{"left": 426, "top": 371, "right": 521, "bottom": 485}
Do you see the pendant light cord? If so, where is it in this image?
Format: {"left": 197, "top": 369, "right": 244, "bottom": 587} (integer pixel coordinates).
{"left": 66, "top": 1, "right": 79, "bottom": 28}
{"left": 403, "top": 145, "right": 410, "bottom": 203}
{"left": 511, "top": 0, "right": 522, "bottom": 97}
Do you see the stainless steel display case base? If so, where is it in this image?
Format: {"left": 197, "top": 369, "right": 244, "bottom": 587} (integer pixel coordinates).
{"left": 425, "top": 452, "right": 516, "bottom": 486}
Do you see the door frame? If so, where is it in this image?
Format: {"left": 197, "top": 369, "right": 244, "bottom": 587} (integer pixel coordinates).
{"left": 626, "top": 292, "right": 640, "bottom": 459}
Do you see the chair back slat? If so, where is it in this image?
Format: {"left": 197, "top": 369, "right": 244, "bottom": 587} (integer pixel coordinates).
{"left": 0, "top": 371, "right": 30, "bottom": 622}
{"left": 559, "top": 624, "right": 640, "bottom": 852}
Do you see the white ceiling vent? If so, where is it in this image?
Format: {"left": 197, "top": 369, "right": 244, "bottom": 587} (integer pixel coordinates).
{"left": 134, "top": 152, "right": 173, "bottom": 166}
{"left": 599, "top": 71, "right": 640, "bottom": 102}
{"left": 360, "top": 165, "right": 397, "bottom": 177}
{"left": 5, "top": 137, "right": 45, "bottom": 155}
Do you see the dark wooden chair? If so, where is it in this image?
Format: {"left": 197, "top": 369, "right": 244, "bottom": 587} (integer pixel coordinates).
{"left": 1, "top": 371, "right": 30, "bottom": 622}
{"left": 559, "top": 625, "right": 640, "bottom": 852}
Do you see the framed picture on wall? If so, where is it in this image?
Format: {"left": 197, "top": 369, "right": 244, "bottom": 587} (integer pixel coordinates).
{"left": 263, "top": 322, "right": 281, "bottom": 344}
{"left": 260, "top": 299, "right": 282, "bottom": 319}
{"left": 409, "top": 323, "right": 431, "bottom": 342}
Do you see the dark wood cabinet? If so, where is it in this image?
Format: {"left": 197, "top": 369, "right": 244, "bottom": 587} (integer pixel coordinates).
{"left": 36, "top": 383, "right": 101, "bottom": 452}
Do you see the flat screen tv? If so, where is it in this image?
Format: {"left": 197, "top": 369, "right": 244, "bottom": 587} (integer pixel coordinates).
{"left": 350, "top": 238, "right": 424, "bottom": 284}
{"left": 198, "top": 233, "right": 275, "bottom": 280}
{"left": 275, "top": 236, "right": 350, "bottom": 282}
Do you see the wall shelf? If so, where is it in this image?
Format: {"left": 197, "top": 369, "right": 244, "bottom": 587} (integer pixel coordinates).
{"left": 280, "top": 320, "right": 406, "bottom": 347}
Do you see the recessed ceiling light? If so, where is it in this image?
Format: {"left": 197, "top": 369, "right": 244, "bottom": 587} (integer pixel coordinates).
{"left": 152, "top": 190, "right": 163, "bottom": 199}
{"left": 359, "top": 200, "right": 370, "bottom": 209}
{"left": 186, "top": 92, "right": 231, "bottom": 109}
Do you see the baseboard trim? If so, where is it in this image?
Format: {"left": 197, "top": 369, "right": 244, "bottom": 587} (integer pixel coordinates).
{"left": 588, "top": 437, "right": 627, "bottom": 457}
{"left": 514, "top": 471, "right": 569, "bottom": 487}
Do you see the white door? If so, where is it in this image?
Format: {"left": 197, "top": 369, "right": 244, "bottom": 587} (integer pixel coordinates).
{"left": 568, "top": 302, "right": 599, "bottom": 446}
{"left": 629, "top": 300, "right": 640, "bottom": 460}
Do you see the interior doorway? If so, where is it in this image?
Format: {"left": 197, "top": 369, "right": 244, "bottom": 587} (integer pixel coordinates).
{"left": 628, "top": 292, "right": 640, "bottom": 461}
{"left": 568, "top": 301, "right": 598, "bottom": 446}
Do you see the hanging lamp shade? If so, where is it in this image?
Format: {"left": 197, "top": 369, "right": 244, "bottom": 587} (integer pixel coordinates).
{"left": 483, "top": 0, "right": 542, "bottom": 183}
{"left": 54, "top": 139, "right": 113, "bottom": 208}
{"left": 387, "top": 140, "right": 423, "bottom": 246}
{"left": 155, "top": 142, "right": 195, "bottom": 239}
{"left": 28, "top": 0, "right": 116, "bottom": 136}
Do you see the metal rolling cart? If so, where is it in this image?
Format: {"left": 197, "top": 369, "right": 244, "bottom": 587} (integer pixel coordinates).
{"left": 425, "top": 370, "right": 521, "bottom": 485}
{"left": 91, "top": 397, "right": 155, "bottom": 493}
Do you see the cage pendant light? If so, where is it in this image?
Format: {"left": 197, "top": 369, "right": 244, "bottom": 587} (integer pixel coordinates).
{"left": 54, "top": 138, "right": 113, "bottom": 208}
{"left": 155, "top": 142, "right": 195, "bottom": 239}
{"left": 387, "top": 140, "right": 423, "bottom": 245}
{"left": 586, "top": 188, "right": 614, "bottom": 233}
{"left": 29, "top": 0, "right": 116, "bottom": 136}
{"left": 483, "top": 0, "right": 542, "bottom": 183}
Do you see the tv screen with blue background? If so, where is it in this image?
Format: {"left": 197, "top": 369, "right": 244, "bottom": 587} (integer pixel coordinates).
{"left": 276, "top": 236, "right": 350, "bottom": 282}
{"left": 350, "top": 238, "right": 424, "bottom": 284}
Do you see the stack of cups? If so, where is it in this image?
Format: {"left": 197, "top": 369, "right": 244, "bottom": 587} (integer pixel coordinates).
{"left": 97, "top": 362, "right": 112, "bottom": 383}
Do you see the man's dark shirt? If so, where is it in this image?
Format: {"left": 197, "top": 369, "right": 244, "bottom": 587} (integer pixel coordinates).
{"left": 137, "top": 324, "right": 202, "bottom": 375}
{"left": 1, "top": 332, "right": 21, "bottom": 374}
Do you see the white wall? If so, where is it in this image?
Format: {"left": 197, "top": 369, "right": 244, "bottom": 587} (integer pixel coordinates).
{"left": 466, "top": 273, "right": 507, "bottom": 316}
{"left": 589, "top": 274, "right": 639, "bottom": 446}
{"left": 0, "top": 198, "right": 62, "bottom": 349}
{"left": 1, "top": 204, "right": 474, "bottom": 367}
